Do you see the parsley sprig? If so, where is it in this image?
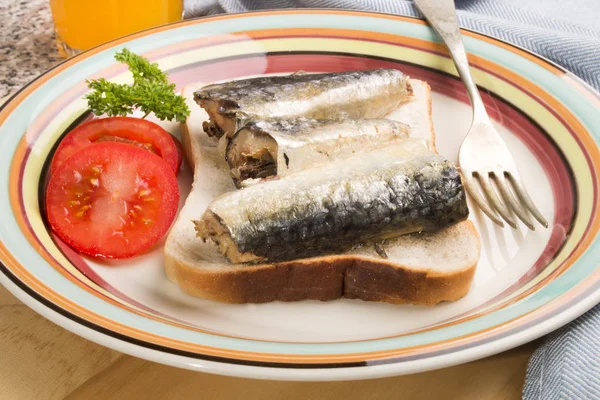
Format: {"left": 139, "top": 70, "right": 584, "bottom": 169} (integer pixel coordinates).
{"left": 85, "top": 49, "right": 190, "bottom": 123}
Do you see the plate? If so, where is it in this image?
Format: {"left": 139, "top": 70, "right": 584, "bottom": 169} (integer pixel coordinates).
{"left": 0, "top": 10, "right": 599, "bottom": 381}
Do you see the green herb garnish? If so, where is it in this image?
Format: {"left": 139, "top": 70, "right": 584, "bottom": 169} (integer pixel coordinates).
{"left": 85, "top": 48, "right": 190, "bottom": 123}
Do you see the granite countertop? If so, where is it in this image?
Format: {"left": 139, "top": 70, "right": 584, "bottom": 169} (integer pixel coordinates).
{"left": 0, "top": 0, "right": 215, "bottom": 99}
{"left": 0, "top": 0, "right": 61, "bottom": 99}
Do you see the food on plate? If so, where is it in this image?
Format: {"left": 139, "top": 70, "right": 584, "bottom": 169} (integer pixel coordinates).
{"left": 195, "top": 139, "right": 469, "bottom": 264}
{"left": 50, "top": 117, "right": 182, "bottom": 174}
{"left": 44, "top": 50, "right": 187, "bottom": 260}
{"left": 47, "top": 53, "right": 479, "bottom": 303}
{"left": 163, "top": 80, "right": 480, "bottom": 305}
{"left": 85, "top": 48, "right": 190, "bottom": 123}
{"left": 46, "top": 142, "right": 180, "bottom": 259}
{"left": 194, "top": 68, "right": 412, "bottom": 140}
{"left": 223, "top": 117, "right": 410, "bottom": 187}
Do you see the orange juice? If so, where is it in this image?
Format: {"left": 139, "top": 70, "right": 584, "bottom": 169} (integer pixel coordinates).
{"left": 50, "top": 0, "right": 183, "bottom": 57}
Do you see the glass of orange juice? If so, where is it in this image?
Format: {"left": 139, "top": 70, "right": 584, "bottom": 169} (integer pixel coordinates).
{"left": 49, "top": 0, "right": 184, "bottom": 57}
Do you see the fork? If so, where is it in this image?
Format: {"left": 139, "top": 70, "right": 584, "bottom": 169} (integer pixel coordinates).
{"left": 414, "top": 0, "right": 548, "bottom": 230}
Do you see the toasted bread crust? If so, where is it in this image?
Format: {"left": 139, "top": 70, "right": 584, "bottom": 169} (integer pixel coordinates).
{"left": 181, "top": 122, "right": 196, "bottom": 171}
{"left": 165, "top": 220, "right": 478, "bottom": 306}
{"left": 422, "top": 81, "right": 437, "bottom": 153}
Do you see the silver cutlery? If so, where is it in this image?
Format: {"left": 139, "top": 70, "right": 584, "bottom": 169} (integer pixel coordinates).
{"left": 414, "top": 0, "right": 548, "bottom": 230}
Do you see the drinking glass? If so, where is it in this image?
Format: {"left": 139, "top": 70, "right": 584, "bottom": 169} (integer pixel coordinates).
{"left": 49, "top": 0, "right": 184, "bottom": 57}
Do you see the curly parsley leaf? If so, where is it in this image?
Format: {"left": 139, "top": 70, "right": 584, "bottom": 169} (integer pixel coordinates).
{"left": 114, "top": 48, "right": 169, "bottom": 86}
{"left": 84, "top": 48, "right": 190, "bottom": 123}
{"left": 85, "top": 78, "right": 135, "bottom": 117}
{"left": 131, "top": 80, "right": 191, "bottom": 123}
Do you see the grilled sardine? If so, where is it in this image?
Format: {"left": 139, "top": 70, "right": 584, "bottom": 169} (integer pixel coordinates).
{"left": 224, "top": 117, "right": 411, "bottom": 186}
{"left": 195, "top": 139, "right": 469, "bottom": 264}
{"left": 194, "top": 69, "right": 412, "bottom": 140}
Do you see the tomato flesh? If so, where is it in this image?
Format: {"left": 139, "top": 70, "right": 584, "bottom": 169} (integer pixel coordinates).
{"left": 50, "top": 116, "right": 181, "bottom": 175}
{"left": 46, "top": 142, "right": 180, "bottom": 259}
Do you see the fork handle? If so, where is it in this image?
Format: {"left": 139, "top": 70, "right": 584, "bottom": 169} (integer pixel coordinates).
{"left": 414, "top": 0, "right": 488, "bottom": 122}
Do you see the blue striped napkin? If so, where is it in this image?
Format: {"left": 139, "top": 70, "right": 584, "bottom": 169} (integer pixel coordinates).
{"left": 184, "top": 1, "right": 600, "bottom": 397}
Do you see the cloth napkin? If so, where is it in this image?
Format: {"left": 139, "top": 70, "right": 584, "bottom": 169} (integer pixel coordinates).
{"left": 183, "top": 1, "right": 600, "bottom": 398}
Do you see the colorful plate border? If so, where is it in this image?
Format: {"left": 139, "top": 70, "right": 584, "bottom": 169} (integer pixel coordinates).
{"left": 0, "top": 10, "right": 599, "bottom": 380}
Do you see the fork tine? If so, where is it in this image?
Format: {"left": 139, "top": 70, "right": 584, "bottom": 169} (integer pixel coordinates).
{"left": 492, "top": 172, "right": 536, "bottom": 230}
{"left": 463, "top": 175, "right": 505, "bottom": 227}
{"left": 477, "top": 172, "right": 518, "bottom": 229}
{"left": 506, "top": 173, "right": 549, "bottom": 228}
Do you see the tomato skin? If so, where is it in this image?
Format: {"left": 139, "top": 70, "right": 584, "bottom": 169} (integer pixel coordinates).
{"left": 46, "top": 142, "right": 180, "bottom": 259}
{"left": 50, "top": 117, "right": 181, "bottom": 175}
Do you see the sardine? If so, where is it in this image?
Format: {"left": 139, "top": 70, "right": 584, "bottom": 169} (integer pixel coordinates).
{"left": 194, "top": 69, "right": 412, "bottom": 140}
{"left": 224, "top": 117, "right": 411, "bottom": 186}
{"left": 194, "top": 139, "right": 469, "bottom": 264}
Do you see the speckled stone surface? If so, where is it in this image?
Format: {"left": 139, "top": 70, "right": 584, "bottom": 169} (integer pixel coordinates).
{"left": 0, "top": 0, "right": 213, "bottom": 99}
{"left": 0, "top": 0, "right": 62, "bottom": 99}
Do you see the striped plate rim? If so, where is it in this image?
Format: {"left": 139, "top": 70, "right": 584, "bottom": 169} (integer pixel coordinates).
{"left": 0, "top": 10, "right": 599, "bottom": 379}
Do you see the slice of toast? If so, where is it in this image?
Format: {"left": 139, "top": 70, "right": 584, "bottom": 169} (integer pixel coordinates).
{"left": 164, "top": 79, "right": 480, "bottom": 306}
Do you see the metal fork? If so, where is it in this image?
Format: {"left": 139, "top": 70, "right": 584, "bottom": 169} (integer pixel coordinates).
{"left": 414, "top": 0, "right": 548, "bottom": 230}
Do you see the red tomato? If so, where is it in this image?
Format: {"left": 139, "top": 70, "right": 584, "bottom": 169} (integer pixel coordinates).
{"left": 50, "top": 117, "right": 181, "bottom": 175}
{"left": 46, "top": 142, "right": 180, "bottom": 259}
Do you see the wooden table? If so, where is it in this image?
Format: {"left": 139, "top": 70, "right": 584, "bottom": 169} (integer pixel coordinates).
{"left": 0, "top": 284, "right": 535, "bottom": 400}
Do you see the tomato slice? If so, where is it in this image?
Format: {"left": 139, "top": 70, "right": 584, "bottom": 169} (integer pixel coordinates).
{"left": 50, "top": 117, "right": 181, "bottom": 175}
{"left": 46, "top": 142, "right": 180, "bottom": 259}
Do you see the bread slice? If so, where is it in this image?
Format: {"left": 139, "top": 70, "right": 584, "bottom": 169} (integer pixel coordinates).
{"left": 164, "top": 79, "right": 480, "bottom": 306}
